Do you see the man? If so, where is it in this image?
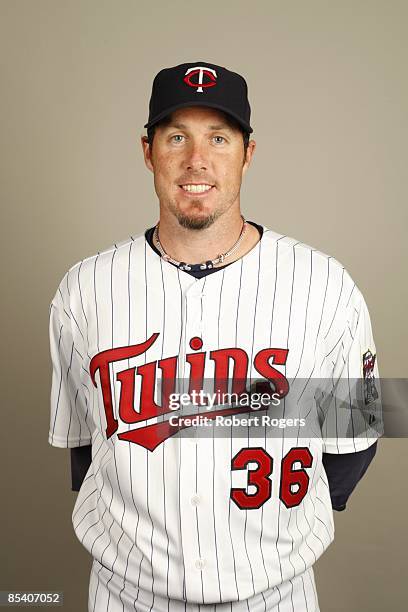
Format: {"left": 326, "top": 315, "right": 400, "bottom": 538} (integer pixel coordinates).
{"left": 48, "top": 61, "right": 382, "bottom": 611}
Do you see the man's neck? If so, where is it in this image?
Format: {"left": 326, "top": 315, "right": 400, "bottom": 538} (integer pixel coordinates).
{"left": 155, "top": 211, "right": 261, "bottom": 268}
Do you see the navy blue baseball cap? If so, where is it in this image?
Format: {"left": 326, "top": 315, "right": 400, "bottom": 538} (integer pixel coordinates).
{"left": 144, "top": 61, "right": 253, "bottom": 134}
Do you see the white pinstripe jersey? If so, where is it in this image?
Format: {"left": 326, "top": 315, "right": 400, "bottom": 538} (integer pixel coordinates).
{"left": 48, "top": 225, "right": 382, "bottom": 606}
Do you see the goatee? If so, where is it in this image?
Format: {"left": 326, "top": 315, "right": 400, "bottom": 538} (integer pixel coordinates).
{"left": 175, "top": 208, "right": 220, "bottom": 230}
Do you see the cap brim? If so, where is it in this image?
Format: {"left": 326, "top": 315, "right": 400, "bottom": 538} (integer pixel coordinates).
{"left": 144, "top": 100, "right": 253, "bottom": 133}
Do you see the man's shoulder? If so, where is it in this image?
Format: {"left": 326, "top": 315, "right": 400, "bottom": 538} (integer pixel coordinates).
{"left": 261, "top": 225, "right": 346, "bottom": 273}
{"left": 69, "top": 230, "right": 147, "bottom": 274}
{"left": 50, "top": 230, "right": 147, "bottom": 306}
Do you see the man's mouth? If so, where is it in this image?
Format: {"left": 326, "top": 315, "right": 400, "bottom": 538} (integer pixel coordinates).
{"left": 178, "top": 183, "right": 215, "bottom": 194}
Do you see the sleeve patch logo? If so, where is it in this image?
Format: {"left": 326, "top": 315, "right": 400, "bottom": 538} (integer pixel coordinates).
{"left": 362, "top": 349, "right": 379, "bottom": 406}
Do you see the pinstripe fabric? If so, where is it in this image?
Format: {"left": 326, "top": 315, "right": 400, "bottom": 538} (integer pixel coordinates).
{"left": 88, "top": 558, "right": 320, "bottom": 611}
{"left": 48, "top": 225, "right": 381, "bottom": 610}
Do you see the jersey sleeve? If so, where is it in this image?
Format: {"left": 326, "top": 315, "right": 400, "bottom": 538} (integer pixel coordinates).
{"left": 317, "top": 278, "right": 384, "bottom": 454}
{"left": 48, "top": 275, "right": 94, "bottom": 448}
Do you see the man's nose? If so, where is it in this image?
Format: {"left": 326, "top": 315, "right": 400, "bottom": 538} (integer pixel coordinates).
{"left": 184, "top": 141, "right": 208, "bottom": 170}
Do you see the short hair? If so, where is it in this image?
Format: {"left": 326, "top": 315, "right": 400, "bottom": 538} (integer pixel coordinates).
{"left": 146, "top": 110, "right": 250, "bottom": 160}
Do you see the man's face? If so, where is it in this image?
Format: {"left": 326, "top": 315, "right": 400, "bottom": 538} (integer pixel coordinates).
{"left": 141, "top": 106, "right": 255, "bottom": 230}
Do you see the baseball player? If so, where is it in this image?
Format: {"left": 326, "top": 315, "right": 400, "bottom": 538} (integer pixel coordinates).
{"left": 48, "top": 62, "right": 382, "bottom": 611}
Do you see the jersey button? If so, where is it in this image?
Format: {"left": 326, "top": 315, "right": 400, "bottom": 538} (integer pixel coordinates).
{"left": 190, "top": 494, "right": 201, "bottom": 506}
{"left": 195, "top": 558, "right": 206, "bottom": 570}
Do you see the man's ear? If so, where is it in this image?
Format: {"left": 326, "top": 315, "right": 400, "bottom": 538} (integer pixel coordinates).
{"left": 242, "top": 139, "right": 256, "bottom": 174}
{"left": 141, "top": 135, "right": 154, "bottom": 173}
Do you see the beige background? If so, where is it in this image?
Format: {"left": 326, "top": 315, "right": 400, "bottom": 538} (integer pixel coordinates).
{"left": 1, "top": 0, "right": 407, "bottom": 609}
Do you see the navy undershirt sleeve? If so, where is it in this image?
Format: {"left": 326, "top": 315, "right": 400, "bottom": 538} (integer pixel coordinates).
{"left": 322, "top": 442, "right": 378, "bottom": 511}
{"left": 71, "top": 445, "right": 92, "bottom": 492}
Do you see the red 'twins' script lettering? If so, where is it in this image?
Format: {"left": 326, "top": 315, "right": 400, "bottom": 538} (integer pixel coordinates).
{"left": 89, "top": 333, "right": 289, "bottom": 451}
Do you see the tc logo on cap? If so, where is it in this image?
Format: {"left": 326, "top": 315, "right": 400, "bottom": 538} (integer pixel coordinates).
{"left": 183, "top": 66, "right": 217, "bottom": 93}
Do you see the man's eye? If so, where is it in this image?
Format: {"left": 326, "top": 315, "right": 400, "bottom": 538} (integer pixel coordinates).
{"left": 170, "top": 135, "right": 225, "bottom": 144}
